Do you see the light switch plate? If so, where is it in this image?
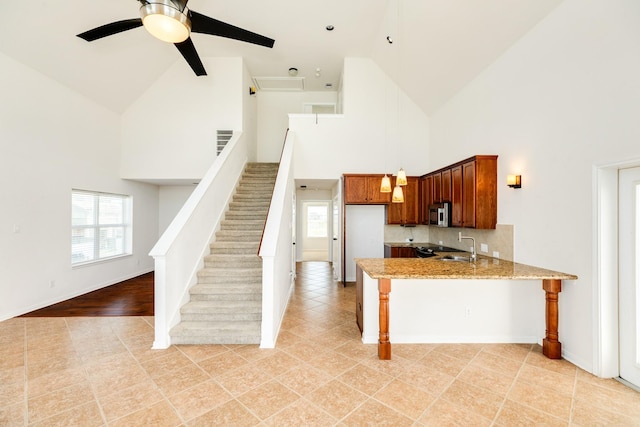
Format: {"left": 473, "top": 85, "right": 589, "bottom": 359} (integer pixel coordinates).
{"left": 480, "top": 243, "right": 488, "bottom": 253}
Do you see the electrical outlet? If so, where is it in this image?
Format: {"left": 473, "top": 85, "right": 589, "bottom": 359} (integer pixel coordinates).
{"left": 480, "top": 243, "right": 488, "bottom": 253}
{"left": 493, "top": 251, "right": 499, "bottom": 259}
{"left": 465, "top": 307, "right": 471, "bottom": 318}
{"left": 13, "top": 224, "right": 20, "bottom": 234}
{"left": 438, "top": 240, "right": 443, "bottom": 245}
{"left": 49, "top": 280, "right": 55, "bottom": 288}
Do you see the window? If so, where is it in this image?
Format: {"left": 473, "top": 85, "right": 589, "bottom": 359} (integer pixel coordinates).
{"left": 306, "top": 203, "right": 329, "bottom": 238}
{"left": 72, "top": 190, "right": 132, "bottom": 265}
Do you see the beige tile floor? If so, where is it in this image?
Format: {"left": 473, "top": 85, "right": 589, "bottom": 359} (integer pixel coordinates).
{"left": 1, "top": 261, "right": 640, "bottom": 426}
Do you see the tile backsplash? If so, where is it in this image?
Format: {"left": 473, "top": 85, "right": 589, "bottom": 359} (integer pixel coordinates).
{"left": 384, "top": 224, "right": 514, "bottom": 261}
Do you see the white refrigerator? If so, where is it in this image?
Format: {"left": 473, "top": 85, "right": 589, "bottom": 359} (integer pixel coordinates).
{"left": 345, "top": 205, "right": 385, "bottom": 282}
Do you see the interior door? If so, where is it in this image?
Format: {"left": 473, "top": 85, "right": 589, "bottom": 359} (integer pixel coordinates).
{"left": 619, "top": 166, "right": 640, "bottom": 387}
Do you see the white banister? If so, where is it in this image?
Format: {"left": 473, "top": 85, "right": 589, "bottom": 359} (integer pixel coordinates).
{"left": 259, "top": 131, "right": 296, "bottom": 347}
{"left": 149, "top": 132, "right": 248, "bottom": 349}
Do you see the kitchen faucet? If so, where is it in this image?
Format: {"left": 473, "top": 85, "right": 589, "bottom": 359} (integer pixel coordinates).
{"left": 458, "top": 232, "right": 476, "bottom": 262}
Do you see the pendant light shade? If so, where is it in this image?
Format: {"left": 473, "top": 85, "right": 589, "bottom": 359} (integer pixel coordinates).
{"left": 380, "top": 174, "right": 392, "bottom": 193}
{"left": 396, "top": 168, "right": 407, "bottom": 186}
{"left": 392, "top": 185, "right": 404, "bottom": 203}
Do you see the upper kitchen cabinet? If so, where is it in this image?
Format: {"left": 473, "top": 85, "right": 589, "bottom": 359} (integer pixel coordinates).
{"left": 462, "top": 156, "right": 497, "bottom": 229}
{"left": 450, "top": 156, "right": 497, "bottom": 229}
{"left": 451, "top": 164, "right": 463, "bottom": 226}
{"left": 432, "top": 172, "right": 442, "bottom": 203}
{"left": 441, "top": 169, "right": 452, "bottom": 203}
{"left": 343, "top": 174, "right": 392, "bottom": 204}
{"left": 387, "top": 176, "right": 420, "bottom": 225}
{"left": 422, "top": 155, "right": 497, "bottom": 229}
{"left": 420, "top": 175, "right": 433, "bottom": 224}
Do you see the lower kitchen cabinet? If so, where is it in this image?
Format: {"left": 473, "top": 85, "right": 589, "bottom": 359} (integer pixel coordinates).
{"left": 356, "top": 266, "right": 363, "bottom": 334}
{"left": 384, "top": 245, "right": 416, "bottom": 258}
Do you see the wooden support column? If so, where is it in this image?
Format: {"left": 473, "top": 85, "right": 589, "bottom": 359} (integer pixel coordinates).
{"left": 542, "top": 279, "right": 562, "bottom": 359}
{"left": 378, "top": 278, "right": 391, "bottom": 360}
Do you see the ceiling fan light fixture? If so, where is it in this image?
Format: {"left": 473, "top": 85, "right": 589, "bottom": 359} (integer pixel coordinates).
{"left": 140, "top": 2, "right": 191, "bottom": 43}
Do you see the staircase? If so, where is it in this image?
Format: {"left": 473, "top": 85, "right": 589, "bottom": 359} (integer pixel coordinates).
{"left": 170, "top": 162, "right": 279, "bottom": 344}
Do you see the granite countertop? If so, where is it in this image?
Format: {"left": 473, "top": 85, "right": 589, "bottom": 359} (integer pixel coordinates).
{"left": 355, "top": 256, "right": 578, "bottom": 280}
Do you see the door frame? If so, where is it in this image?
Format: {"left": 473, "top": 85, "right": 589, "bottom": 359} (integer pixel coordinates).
{"left": 594, "top": 157, "right": 640, "bottom": 378}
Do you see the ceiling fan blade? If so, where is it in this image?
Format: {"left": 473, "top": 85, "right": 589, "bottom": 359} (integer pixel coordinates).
{"left": 175, "top": 37, "right": 207, "bottom": 76}
{"left": 189, "top": 11, "right": 275, "bottom": 48}
{"left": 77, "top": 19, "right": 143, "bottom": 41}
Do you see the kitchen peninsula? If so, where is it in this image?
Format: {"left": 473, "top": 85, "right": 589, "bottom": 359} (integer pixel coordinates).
{"left": 354, "top": 256, "right": 577, "bottom": 361}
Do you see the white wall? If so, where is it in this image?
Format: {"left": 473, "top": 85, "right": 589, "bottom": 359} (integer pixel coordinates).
{"left": 158, "top": 186, "right": 195, "bottom": 234}
{"left": 290, "top": 58, "right": 429, "bottom": 180}
{"left": 256, "top": 91, "right": 338, "bottom": 162}
{"left": 0, "top": 52, "right": 159, "bottom": 320}
{"left": 288, "top": 58, "right": 430, "bottom": 282}
{"left": 361, "top": 274, "right": 544, "bottom": 345}
{"left": 121, "top": 57, "right": 246, "bottom": 181}
{"left": 243, "top": 62, "right": 258, "bottom": 162}
{"left": 429, "top": 0, "right": 640, "bottom": 371}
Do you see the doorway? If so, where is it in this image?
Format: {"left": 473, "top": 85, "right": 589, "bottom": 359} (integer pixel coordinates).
{"left": 619, "top": 166, "right": 640, "bottom": 388}
{"left": 301, "top": 200, "right": 331, "bottom": 261}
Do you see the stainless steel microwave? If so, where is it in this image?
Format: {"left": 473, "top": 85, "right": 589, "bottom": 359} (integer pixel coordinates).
{"left": 429, "top": 202, "right": 450, "bottom": 227}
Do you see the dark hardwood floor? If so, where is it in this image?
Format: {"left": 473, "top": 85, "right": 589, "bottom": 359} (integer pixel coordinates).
{"left": 19, "top": 272, "right": 154, "bottom": 317}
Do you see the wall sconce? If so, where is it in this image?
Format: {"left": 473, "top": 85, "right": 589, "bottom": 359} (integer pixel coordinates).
{"left": 507, "top": 175, "right": 522, "bottom": 188}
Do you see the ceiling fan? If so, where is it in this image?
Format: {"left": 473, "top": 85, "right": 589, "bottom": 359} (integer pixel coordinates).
{"left": 77, "top": 0, "right": 275, "bottom": 76}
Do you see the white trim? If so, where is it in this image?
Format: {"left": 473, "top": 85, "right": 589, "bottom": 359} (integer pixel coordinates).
{"left": 593, "top": 157, "right": 640, "bottom": 378}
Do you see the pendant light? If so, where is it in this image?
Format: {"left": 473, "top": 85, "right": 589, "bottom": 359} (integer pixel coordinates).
{"left": 380, "top": 174, "right": 392, "bottom": 193}
{"left": 392, "top": 183, "right": 404, "bottom": 203}
{"left": 396, "top": 168, "right": 407, "bottom": 186}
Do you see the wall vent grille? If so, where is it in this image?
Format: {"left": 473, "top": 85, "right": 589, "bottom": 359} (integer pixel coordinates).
{"left": 217, "top": 130, "right": 233, "bottom": 156}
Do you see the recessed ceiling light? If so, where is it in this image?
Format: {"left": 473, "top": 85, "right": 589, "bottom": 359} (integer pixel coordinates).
{"left": 326, "top": 25, "right": 334, "bottom": 31}
{"left": 288, "top": 67, "right": 298, "bottom": 76}
{"left": 325, "top": 83, "right": 333, "bottom": 88}
{"left": 386, "top": 36, "right": 393, "bottom": 44}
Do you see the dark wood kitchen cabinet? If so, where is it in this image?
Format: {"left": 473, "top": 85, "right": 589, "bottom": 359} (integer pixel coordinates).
{"left": 432, "top": 172, "right": 442, "bottom": 203}
{"left": 386, "top": 176, "right": 420, "bottom": 225}
{"left": 420, "top": 175, "right": 432, "bottom": 224}
{"left": 451, "top": 165, "right": 463, "bottom": 226}
{"left": 441, "top": 169, "right": 452, "bottom": 202}
{"left": 462, "top": 157, "right": 497, "bottom": 229}
{"left": 384, "top": 245, "right": 416, "bottom": 258}
{"left": 456, "top": 156, "right": 497, "bottom": 229}
{"left": 356, "top": 266, "right": 363, "bottom": 333}
{"left": 343, "top": 174, "right": 391, "bottom": 204}
{"left": 420, "top": 155, "right": 497, "bottom": 229}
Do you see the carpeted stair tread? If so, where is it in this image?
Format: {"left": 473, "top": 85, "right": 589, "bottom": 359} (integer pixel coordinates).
{"left": 170, "top": 162, "right": 277, "bottom": 345}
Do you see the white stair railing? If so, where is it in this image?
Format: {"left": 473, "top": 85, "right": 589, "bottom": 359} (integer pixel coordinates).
{"left": 259, "top": 130, "right": 296, "bottom": 348}
{"left": 149, "top": 131, "right": 249, "bottom": 349}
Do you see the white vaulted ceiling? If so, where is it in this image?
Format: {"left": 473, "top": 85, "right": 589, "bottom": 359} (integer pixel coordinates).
{"left": 0, "top": 0, "right": 563, "bottom": 114}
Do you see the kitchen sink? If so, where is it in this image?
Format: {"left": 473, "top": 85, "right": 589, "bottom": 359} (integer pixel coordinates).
{"left": 439, "top": 255, "right": 471, "bottom": 262}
